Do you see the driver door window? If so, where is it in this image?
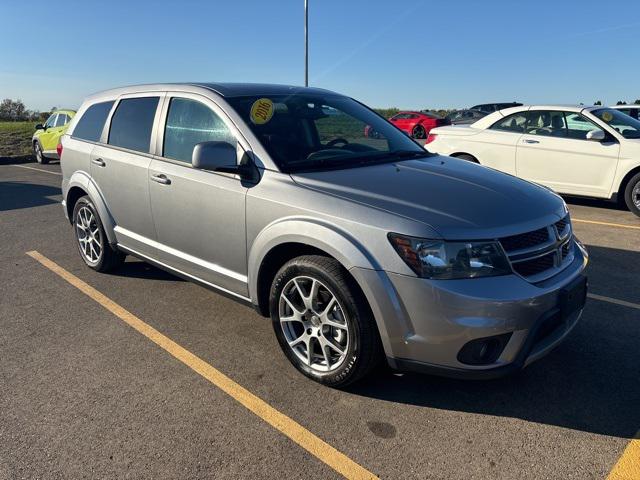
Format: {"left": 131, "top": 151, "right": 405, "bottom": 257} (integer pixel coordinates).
{"left": 565, "top": 112, "right": 604, "bottom": 140}
{"left": 163, "top": 97, "right": 236, "bottom": 163}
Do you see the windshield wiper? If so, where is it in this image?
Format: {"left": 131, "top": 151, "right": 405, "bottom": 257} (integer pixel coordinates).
{"left": 287, "top": 150, "right": 430, "bottom": 173}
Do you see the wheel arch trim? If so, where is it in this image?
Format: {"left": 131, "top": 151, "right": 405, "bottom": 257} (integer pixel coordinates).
{"left": 65, "top": 171, "right": 117, "bottom": 245}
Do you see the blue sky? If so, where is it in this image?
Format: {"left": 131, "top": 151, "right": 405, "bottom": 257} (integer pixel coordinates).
{"left": 1, "top": 0, "right": 639, "bottom": 111}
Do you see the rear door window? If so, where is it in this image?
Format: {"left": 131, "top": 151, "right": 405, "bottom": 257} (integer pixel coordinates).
{"left": 55, "top": 114, "right": 68, "bottom": 127}
{"left": 108, "top": 97, "right": 159, "bottom": 153}
{"left": 163, "top": 97, "right": 235, "bottom": 163}
{"left": 490, "top": 112, "right": 527, "bottom": 133}
{"left": 73, "top": 101, "right": 115, "bottom": 142}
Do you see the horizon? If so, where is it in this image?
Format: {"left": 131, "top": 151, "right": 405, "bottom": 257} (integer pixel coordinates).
{"left": 2, "top": 0, "right": 640, "bottom": 111}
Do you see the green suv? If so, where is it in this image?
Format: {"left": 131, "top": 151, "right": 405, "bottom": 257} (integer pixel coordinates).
{"left": 33, "top": 109, "right": 76, "bottom": 163}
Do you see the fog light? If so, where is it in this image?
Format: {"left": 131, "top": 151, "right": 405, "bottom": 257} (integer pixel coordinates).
{"left": 457, "top": 333, "right": 512, "bottom": 365}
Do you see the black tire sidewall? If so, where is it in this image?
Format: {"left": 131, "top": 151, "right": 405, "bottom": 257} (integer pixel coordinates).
{"left": 72, "top": 196, "right": 107, "bottom": 270}
{"left": 624, "top": 173, "right": 640, "bottom": 217}
{"left": 269, "top": 259, "right": 365, "bottom": 387}
{"left": 34, "top": 141, "right": 48, "bottom": 164}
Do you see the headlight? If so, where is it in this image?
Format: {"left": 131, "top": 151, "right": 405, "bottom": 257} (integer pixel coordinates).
{"left": 388, "top": 233, "right": 512, "bottom": 279}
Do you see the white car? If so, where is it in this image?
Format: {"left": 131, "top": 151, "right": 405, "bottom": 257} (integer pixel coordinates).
{"left": 609, "top": 104, "right": 639, "bottom": 120}
{"left": 426, "top": 105, "right": 640, "bottom": 216}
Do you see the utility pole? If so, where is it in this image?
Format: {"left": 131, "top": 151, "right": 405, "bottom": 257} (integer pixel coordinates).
{"left": 304, "top": 0, "right": 309, "bottom": 86}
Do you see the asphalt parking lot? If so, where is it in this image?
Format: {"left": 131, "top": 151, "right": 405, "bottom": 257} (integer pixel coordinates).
{"left": 1, "top": 159, "right": 638, "bottom": 480}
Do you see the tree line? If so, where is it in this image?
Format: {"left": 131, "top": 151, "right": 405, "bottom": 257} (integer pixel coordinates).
{"left": 0, "top": 99, "right": 52, "bottom": 122}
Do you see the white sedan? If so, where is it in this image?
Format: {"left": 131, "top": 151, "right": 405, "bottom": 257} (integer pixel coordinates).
{"left": 426, "top": 105, "right": 640, "bottom": 216}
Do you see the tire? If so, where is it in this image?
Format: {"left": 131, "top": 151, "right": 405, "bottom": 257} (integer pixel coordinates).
{"left": 454, "top": 153, "right": 479, "bottom": 163}
{"left": 623, "top": 172, "right": 640, "bottom": 217}
{"left": 72, "top": 196, "right": 125, "bottom": 272}
{"left": 412, "top": 124, "right": 426, "bottom": 139}
{"left": 33, "top": 141, "right": 49, "bottom": 164}
{"left": 269, "top": 255, "right": 381, "bottom": 387}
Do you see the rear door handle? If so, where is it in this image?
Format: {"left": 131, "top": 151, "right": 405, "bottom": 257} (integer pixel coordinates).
{"left": 523, "top": 139, "right": 540, "bottom": 144}
{"left": 91, "top": 158, "right": 106, "bottom": 167}
{"left": 150, "top": 173, "right": 171, "bottom": 185}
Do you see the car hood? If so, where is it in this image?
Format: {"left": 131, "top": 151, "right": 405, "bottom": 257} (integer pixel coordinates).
{"left": 291, "top": 156, "right": 567, "bottom": 239}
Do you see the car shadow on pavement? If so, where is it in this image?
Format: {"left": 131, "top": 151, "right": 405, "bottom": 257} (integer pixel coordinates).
{"left": 347, "top": 244, "right": 640, "bottom": 439}
{"left": 563, "top": 195, "right": 627, "bottom": 211}
{"left": 0, "top": 181, "right": 60, "bottom": 212}
{"left": 0, "top": 155, "right": 38, "bottom": 165}
{"left": 113, "top": 258, "right": 186, "bottom": 282}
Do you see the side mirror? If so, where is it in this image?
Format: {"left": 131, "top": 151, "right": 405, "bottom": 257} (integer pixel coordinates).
{"left": 35, "top": 124, "right": 44, "bottom": 131}
{"left": 586, "top": 129, "right": 605, "bottom": 141}
{"left": 192, "top": 141, "right": 251, "bottom": 177}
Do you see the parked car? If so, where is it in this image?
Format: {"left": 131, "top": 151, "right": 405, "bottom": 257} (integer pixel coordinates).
{"left": 446, "top": 109, "right": 488, "bottom": 125}
{"left": 470, "top": 102, "right": 522, "bottom": 114}
{"left": 367, "top": 110, "right": 449, "bottom": 139}
{"left": 609, "top": 104, "right": 640, "bottom": 120}
{"left": 60, "top": 84, "right": 588, "bottom": 386}
{"left": 426, "top": 105, "right": 640, "bottom": 216}
{"left": 33, "top": 109, "right": 76, "bottom": 164}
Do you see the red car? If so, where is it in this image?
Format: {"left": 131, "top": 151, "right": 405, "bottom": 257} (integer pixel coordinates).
{"left": 365, "top": 111, "right": 450, "bottom": 139}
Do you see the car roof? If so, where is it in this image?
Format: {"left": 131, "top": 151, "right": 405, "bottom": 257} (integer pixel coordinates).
{"left": 609, "top": 104, "right": 639, "bottom": 109}
{"left": 52, "top": 109, "right": 76, "bottom": 115}
{"left": 84, "top": 82, "right": 341, "bottom": 102}
{"left": 471, "top": 104, "right": 594, "bottom": 129}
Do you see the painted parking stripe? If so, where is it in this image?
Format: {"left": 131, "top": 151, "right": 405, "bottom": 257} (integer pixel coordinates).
{"left": 588, "top": 293, "right": 640, "bottom": 311}
{"left": 573, "top": 218, "right": 640, "bottom": 231}
{"left": 26, "top": 250, "right": 377, "bottom": 480}
{"left": 8, "top": 164, "right": 62, "bottom": 176}
{"left": 607, "top": 435, "right": 640, "bottom": 480}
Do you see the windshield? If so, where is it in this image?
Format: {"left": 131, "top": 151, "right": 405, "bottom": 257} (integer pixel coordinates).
{"left": 226, "top": 94, "right": 429, "bottom": 172}
{"left": 592, "top": 108, "right": 640, "bottom": 139}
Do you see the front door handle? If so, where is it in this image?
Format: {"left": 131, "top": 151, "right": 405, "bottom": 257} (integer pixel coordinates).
{"left": 523, "top": 139, "right": 540, "bottom": 144}
{"left": 91, "top": 158, "right": 106, "bottom": 167}
{"left": 150, "top": 173, "right": 171, "bottom": 185}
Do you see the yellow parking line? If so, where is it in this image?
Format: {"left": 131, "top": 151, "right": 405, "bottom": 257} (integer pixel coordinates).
{"left": 26, "top": 250, "right": 377, "bottom": 480}
{"left": 572, "top": 218, "right": 640, "bottom": 230}
{"left": 607, "top": 435, "right": 640, "bottom": 480}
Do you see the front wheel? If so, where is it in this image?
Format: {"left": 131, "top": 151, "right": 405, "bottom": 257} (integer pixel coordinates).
{"left": 72, "top": 196, "right": 125, "bottom": 272}
{"left": 33, "top": 141, "right": 48, "bottom": 164}
{"left": 623, "top": 172, "right": 640, "bottom": 217}
{"left": 269, "top": 255, "right": 381, "bottom": 387}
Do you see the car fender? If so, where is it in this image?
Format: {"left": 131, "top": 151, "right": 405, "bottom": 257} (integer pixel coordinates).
{"left": 248, "top": 217, "right": 408, "bottom": 358}
{"left": 248, "top": 217, "right": 380, "bottom": 293}
{"left": 66, "top": 170, "right": 117, "bottom": 245}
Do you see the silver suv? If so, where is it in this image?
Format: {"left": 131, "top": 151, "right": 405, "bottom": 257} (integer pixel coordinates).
{"left": 60, "top": 83, "right": 588, "bottom": 386}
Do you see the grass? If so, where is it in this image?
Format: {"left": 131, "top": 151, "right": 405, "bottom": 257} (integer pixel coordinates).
{"left": 0, "top": 121, "right": 36, "bottom": 158}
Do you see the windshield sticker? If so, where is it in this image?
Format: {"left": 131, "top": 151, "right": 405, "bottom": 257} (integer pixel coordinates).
{"left": 602, "top": 111, "right": 613, "bottom": 122}
{"left": 250, "top": 98, "right": 274, "bottom": 124}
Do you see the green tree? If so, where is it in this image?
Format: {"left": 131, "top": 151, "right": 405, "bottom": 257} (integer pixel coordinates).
{"left": 616, "top": 100, "right": 627, "bottom": 105}
{"left": 594, "top": 100, "right": 602, "bottom": 105}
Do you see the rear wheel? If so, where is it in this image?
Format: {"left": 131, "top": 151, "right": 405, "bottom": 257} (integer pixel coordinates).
{"left": 72, "top": 196, "right": 125, "bottom": 272}
{"left": 623, "top": 172, "right": 640, "bottom": 217}
{"left": 269, "top": 255, "right": 381, "bottom": 387}
{"left": 412, "top": 124, "right": 426, "bottom": 139}
{"left": 33, "top": 141, "right": 48, "bottom": 164}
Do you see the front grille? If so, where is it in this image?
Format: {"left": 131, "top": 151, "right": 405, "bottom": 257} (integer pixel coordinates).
{"left": 500, "top": 217, "right": 574, "bottom": 282}
{"left": 512, "top": 251, "right": 555, "bottom": 277}
{"left": 499, "top": 227, "right": 549, "bottom": 253}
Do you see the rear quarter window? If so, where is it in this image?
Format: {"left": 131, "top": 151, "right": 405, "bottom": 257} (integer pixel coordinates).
{"left": 72, "top": 101, "right": 115, "bottom": 142}
{"left": 108, "top": 97, "right": 159, "bottom": 153}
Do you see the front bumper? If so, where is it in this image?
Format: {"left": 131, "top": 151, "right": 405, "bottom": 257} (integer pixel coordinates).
{"left": 350, "top": 238, "right": 588, "bottom": 379}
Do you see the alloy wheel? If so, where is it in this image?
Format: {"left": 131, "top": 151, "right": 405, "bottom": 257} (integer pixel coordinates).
{"left": 75, "top": 206, "right": 102, "bottom": 264}
{"left": 633, "top": 181, "right": 640, "bottom": 210}
{"left": 34, "top": 143, "right": 42, "bottom": 162}
{"left": 278, "top": 276, "right": 350, "bottom": 372}
{"left": 413, "top": 125, "right": 426, "bottom": 139}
